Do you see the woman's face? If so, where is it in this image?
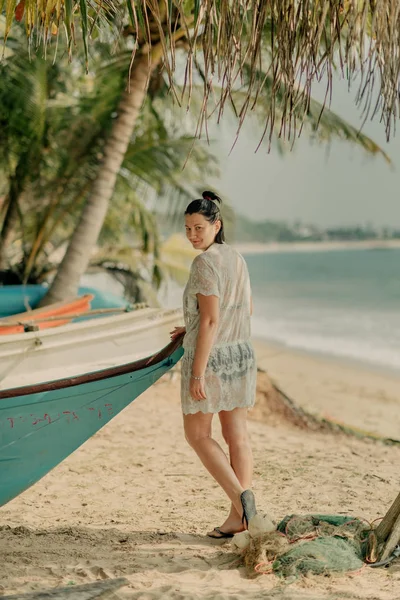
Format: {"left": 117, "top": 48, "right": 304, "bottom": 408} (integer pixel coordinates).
{"left": 185, "top": 213, "right": 221, "bottom": 251}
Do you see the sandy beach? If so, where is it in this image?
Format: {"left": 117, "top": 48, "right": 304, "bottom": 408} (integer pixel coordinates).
{"left": 1, "top": 339, "right": 400, "bottom": 600}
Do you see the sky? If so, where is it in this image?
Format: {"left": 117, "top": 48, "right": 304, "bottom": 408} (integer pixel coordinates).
{"left": 202, "top": 74, "right": 400, "bottom": 229}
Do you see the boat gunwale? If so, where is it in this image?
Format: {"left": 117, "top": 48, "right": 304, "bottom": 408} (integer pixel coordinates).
{"left": 0, "top": 335, "right": 184, "bottom": 401}
{"left": 0, "top": 307, "right": 182, "bottom": 345}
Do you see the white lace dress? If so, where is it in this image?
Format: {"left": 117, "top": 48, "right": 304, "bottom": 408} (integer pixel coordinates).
{"left": 181, "top": 243, "right": 256, "bottom": 415}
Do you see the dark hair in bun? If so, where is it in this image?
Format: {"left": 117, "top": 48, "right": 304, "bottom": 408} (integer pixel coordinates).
{"left": 184, "top": 190, "right": 225, "bottom": 244}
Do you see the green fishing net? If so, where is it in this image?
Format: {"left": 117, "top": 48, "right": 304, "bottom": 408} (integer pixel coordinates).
{"left": 248, "top": 514, "right": 367, "bottom": 578}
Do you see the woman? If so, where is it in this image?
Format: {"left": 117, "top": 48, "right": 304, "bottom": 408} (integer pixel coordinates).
{"left": 170, "top": 191, "right": 258, "bottom": 538}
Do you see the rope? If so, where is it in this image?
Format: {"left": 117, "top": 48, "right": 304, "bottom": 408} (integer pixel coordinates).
{"left": 0, "top": 335, "right": 42, "bottom": 384}
{"left": 254, "top": 559, "right": 275, "bottom": 575}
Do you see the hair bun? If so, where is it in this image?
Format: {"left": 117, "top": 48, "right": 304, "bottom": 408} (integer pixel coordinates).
{"left": 202, "top": 191, "right": 221, "bottom": 204}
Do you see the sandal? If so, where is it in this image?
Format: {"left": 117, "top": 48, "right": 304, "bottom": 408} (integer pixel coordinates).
{"left": 240, "top": 489, "right": 257, "bottom": 528}
{"left": 207, "top": 527, "right": 235, "bottom": 539}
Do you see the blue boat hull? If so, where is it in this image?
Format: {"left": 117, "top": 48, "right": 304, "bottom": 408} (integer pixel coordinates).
{"left": 0, "top": 285, "right": 129, "bottom": 318}
{"left": 0, "top": 346, "right": 183, "bottom": 508}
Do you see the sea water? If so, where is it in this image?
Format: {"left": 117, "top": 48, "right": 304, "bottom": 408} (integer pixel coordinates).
{"left": 83, "top": 247, "right": 400, "bottom": 373}
{"left": 245, "top": 248, "right": 400, "bottom": 373}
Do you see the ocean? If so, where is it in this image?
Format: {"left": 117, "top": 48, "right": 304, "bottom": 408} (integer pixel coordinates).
{"left": 245, "top": 248, "right": 400, "bottom": 373}
{"left": 84, "top": 246, "right": 400, "bottom": 374}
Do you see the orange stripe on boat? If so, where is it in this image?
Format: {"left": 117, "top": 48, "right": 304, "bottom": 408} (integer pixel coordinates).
{"left": 0, "top": 294, "right": 94, "bottom": 335}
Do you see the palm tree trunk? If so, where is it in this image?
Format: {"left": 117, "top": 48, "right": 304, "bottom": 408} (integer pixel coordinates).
{"left": 0, "top": 196, "right": 15, "bottom": 271}
{"left": 40, "top": 54, "right": 156, "bottom": 306}
{"left": 0, "top": 175, "right": 23, "bottom": 271}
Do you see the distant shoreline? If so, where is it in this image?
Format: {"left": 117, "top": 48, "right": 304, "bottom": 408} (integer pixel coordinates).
{"left": 233, "top": 239, "right": 400, "bottom": 254}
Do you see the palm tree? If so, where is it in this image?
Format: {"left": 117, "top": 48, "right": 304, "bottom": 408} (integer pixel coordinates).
{"left": 40, "top": 49, "right": 165, "bottom": 304}
{"left": 0, "top": 34, "right": 218, "bottom": 293}
{"left": 24, "top": 2, "right": 390, "bottom": 307}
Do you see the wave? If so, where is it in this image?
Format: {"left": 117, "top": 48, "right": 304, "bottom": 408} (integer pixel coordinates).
{"left": 251, "top": 314, "right": 400, "bottom": 372}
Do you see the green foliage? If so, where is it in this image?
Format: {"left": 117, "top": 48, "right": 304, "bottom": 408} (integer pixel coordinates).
{"left": 0, "top": 28, "right": 220, "bottom": 302}
{"left": 232, "top": 214, "right": 305, "bottom": 243}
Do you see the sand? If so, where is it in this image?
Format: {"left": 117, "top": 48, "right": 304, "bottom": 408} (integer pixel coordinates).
{"left": 1, "top": 340, "right": 400, "bottom": 600}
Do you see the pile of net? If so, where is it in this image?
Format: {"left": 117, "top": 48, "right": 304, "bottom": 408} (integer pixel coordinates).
{"left": 234, "top": 513, "right": 368, "bottom": 579}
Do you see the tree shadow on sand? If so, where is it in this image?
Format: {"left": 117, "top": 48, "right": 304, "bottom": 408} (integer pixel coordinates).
{"left": 0, "top": 524, "right": 239, "bottom": 595}
{"left": 1, "top": 524, "right": 398, "bottom": 600}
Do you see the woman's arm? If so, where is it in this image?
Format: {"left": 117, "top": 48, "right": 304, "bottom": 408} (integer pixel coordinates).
{"left": 190, "top": 294, "right": 219, "bottom": 400}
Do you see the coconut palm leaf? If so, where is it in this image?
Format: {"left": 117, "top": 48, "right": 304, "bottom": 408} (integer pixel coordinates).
{"left": 3, "top": 2, "right": 399, "bottom": 141}
{"left": 226, "top": 72, "right": 391, "bottom": 161}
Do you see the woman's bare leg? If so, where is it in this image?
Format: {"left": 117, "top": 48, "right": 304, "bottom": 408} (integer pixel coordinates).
{"left": 218, "top": 407, "right": 253, "bottom": 533}
{"left": 183, "top": 411, "right": 245, "bottom": 517}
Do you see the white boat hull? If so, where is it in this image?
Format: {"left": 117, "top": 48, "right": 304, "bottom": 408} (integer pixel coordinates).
{"left": 0, "top": 307, "right": 183, "bottom": 390}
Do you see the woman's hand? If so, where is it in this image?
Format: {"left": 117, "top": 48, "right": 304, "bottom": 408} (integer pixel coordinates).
{"left": 170, "top": 326, "right": 186, "bottom": 340}
{"left": 190, "top": 376, "right": 206, "bottom": 401}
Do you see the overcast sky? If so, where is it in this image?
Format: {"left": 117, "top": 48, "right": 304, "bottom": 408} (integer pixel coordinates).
{"left": 203, "top": 75, "right": 400, "bottom": 228}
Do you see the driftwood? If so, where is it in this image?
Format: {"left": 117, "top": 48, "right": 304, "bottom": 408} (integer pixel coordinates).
{"left": 376, "top": 491, "right": 400, "bottom": 543}
{"left": 2, "top": 578, "right": 129, "bottom": 600}
{"left": 379, "top": 514, "right": 400, "bottom": 562}
{"left": 375, "top": 491, "right": 400, "bottom": 562}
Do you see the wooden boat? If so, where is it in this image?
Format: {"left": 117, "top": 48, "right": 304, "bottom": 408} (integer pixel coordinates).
{"left": 0, "top": 319, "right": 184, "bottom": 508}
{"left": 0, "top": 307, "right": 183, "bottom": 390}
{"left": 0, "top": 284, "right": 129, "bottom": 318}
{"left": 0, "top": 294, "right": 94, "bottom": 335}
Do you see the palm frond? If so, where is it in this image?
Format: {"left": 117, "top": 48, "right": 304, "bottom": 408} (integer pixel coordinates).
{"left": 2, "top": 2, "right": 400, "bottom": 141}
{"left": 225, "top": 70, "right": 390, "bottom": 161}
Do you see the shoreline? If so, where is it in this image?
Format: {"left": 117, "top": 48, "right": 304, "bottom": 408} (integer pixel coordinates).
{"left": 252, "top": 334, "right": 400, "bottom": 380}
{"left": 233, "top": 239, "right": 400, "bottom": 254}
{"left": 252, "top": 336, "right": 400, "bottom": 440}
